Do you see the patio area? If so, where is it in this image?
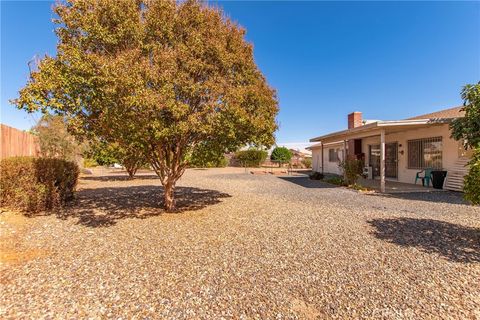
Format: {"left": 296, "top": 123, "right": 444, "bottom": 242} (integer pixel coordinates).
{"left": 357, "top": 177, "right": 443, "bottom": 193}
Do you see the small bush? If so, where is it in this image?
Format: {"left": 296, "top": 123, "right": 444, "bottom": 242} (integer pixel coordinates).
{"left": 309, "top": 172, "right": 324, "bottom": 180}
{"left": 324, "top": 176, "right": 346, "bottom": 186}
{"left": 339, "top": 159, "right": 363, "bottom": 185}
{"left": 302, "top": 158, "right": 312, "bottom": 168}
{"left": 464, "top": 148, "right": 480, "bottom": 205}
{"left": 0, "top": 157, "right": 79, "bottom": 213}
{"left": 235, "top": 149, "right": 268, "bottom": 167}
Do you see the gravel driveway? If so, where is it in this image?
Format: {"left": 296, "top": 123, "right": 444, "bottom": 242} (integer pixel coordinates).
{"left": 1, "top": 168, "right": 479, "bottom": 319}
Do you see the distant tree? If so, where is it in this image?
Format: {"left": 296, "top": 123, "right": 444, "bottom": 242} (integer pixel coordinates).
{"left": 450, "top": 82, "right": 480, "bottom": 205}
{"left": 86, "top": 140, "right": 146, "bottom": 179}
{"left": 33, "top": 114, "right": 78, "bottom": 161}
{"left": 270, "top": 147, "right": 292, "bottom": 165}
{"left": 188, "top": 141, "right": 228, "bottom": 168}
{"left": 13, "top": 0, "right": 278, "bottom": 211}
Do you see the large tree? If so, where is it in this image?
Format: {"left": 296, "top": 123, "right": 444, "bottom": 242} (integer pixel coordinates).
{"left": 14, "top": 0, "right": 278, "bottom": 211}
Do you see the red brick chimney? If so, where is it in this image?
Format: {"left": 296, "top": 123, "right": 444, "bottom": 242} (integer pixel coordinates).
{"left": 348, "top": 112, "right": 363, "bottom": 129}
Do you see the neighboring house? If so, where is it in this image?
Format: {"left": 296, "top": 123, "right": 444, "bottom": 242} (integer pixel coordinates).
{"left": 289, "top": 148, "right": 311, "bottom": 167}
{"left": 308, "top": 107, "right": 472, "bottom": 192}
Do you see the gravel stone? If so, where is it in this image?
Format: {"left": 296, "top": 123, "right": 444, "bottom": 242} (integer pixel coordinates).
{"left": 1, "top": 167, "right": 479, "bottom": 319}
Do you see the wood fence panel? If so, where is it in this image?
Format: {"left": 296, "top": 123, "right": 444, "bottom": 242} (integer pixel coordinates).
{"left": 0, "top": 124, "right": 40, "bottom": 159}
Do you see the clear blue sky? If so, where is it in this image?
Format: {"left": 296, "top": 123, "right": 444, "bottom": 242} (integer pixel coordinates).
{"left": 1, "top": 1, "right": 479, "bottom": 146}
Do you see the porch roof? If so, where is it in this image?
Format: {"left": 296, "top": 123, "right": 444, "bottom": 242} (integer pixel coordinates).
{"left": 309, "top": 118, "right": 451, "bottom": 144}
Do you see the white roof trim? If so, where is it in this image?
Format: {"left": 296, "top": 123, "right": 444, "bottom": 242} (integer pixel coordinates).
{"left": 309, "top": 118, "right": 451, "bottom": 142}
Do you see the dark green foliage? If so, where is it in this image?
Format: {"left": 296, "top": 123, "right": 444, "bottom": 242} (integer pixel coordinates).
{"left": 235, "top": 149, "right": 268, "bottom": 167}
{"left": 324, "top": 176, "right": 346, "bottom": 186}
{"left": 270, "top": 147, "right": 292, "bottom": 163}
{"left": 339, "top": 159, "right": 363, "bottom": 185}
{"left": 450, "top": 82, "right": 480, "bottom": 150}
{"left": 309, "top": 172, "right": 324, "bottom": 180}
{"left": 0, "top": 157, "right": 79, "bottom": 213}
{"left": 449, "top": 83, "right": 480, "bottom": 204}
{"left": 464, "top": 148, "right": 480, "bottom": 205}
{"left": 188, "top": 142, "right": 228, "bottom": 168}
{"left": 85, "top": 141, "right": 118, "bottom": 166}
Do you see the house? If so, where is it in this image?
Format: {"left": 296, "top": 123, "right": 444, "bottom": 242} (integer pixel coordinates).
{"left": 308, "top": 107, "right": 472, "bottom": 192}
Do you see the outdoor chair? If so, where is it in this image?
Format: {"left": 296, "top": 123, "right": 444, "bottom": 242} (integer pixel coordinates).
{"left": 415, "top": 167, "right": 433, "bottom": 187}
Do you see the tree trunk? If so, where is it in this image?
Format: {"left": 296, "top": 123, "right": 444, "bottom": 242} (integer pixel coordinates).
{"left": 163, "top": 181, "right": 175, "bottom": 212}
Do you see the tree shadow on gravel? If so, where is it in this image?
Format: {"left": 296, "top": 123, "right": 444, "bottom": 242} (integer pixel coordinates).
{"left": 368, "top": 218, "right": 480, "bottom": 263}
{"left": 81, "top": 175, "right": 160, "bottom": 182}
{"left": 61, "top": 185, "right": 230, "bottom": 227}
{"left": 375, "top": 191, "right": 469, "bottom": 205}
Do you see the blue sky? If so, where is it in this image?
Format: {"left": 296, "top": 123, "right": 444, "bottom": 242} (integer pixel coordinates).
{"left": 1, "top": 1, "right": 479, "bottom": 147}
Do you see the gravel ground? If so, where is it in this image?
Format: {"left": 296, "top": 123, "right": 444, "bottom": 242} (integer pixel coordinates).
{"left": 1, "top": 167, "right": 479, "bottom": 319}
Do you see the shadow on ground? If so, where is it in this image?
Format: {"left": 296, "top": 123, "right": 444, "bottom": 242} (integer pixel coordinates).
{"left": 278, "top": 176, "right": 339, "bottom": 189}
{"left": 61, "top": 185, "right": 230, "bottom": 227}
{"left": 81, "top": 175, "right": 159, "bottom": 182}
{"left": 368, "top": 218, "right": 480, "bottom": 263}
{"left": 373, "top": 191, "right": 469, "bottom": 205}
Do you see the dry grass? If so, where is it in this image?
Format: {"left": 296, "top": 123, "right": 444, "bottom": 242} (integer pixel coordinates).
{"left": 1, "top": 167, "right": 479, "bottom": 319}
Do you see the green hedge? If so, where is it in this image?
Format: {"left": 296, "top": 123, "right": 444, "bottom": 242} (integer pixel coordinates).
{"left": 235, "top": 149, "right": 268, "bottom": 167}
{"left": 464, "top": 148, "right": 480, "bottom": 205}
{"left": 0, "top": 157, "right": 79, "bottom": 213}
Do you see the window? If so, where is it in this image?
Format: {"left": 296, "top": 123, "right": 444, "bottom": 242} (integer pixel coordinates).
{"left": 408, "top": 137, "right": 443, "bottom": 169}
{"left": 328, "top": 148, "right": 338, "bottom": 162}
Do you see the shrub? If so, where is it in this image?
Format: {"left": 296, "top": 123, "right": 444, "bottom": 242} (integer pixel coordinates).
{"left": 235, "top": 149, "right": 268, "bottom": 167}
{"left": 270, "top": 147, "right": 292, "bottom": 164}
{"left": 464, "top": 148, "right": 480, "bottom": 205}
{"left": 324, "top": 176, "right": 346, "bottom": 186}
{"left": 0, "top": 157, "right": 79, "bottom": 213}
{"left": 309, "top": 172, "right": 324, "bottom": 180}
{"left": 302, "top": 158, "right": 312, "bottom": 168}
{"left": 339, "top": 159, "right": 363, "bottom": 185}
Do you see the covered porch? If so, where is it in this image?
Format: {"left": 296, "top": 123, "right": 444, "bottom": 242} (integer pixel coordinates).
{"left": 310, "top": 119, "right": 449, "bottom": 193}
{"left": 356, "top": 177, "right": 438, "bottom": 193}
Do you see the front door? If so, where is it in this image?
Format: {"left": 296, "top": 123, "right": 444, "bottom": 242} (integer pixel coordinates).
{"left": 369, "top": 143, "right": 398, "bottom": 179}
{"left": 385, "top": 142, "right": 398, "bottom": 178}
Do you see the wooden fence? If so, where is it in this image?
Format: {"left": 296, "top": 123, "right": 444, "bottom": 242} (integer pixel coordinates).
{"left": 1, "top": 124, "right": 40, "bottom": 159}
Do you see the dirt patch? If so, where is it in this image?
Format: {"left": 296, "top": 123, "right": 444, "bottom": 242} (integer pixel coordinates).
{"left": 0, "top": 210, "right": 48, "bottom": 266}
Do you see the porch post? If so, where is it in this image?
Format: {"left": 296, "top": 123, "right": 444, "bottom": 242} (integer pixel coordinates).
{"left": 321, "top": 143, "right": 324, "bottom": 175}
{"left": 343, "top": 139, "right": 347, "bottom": 180}
{"left": 380, "top": 130, "right": 386, "bottom": 193}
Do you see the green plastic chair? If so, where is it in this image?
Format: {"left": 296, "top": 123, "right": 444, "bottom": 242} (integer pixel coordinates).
{"left": 415, "top": 167, "right": 433, "bottom": 187}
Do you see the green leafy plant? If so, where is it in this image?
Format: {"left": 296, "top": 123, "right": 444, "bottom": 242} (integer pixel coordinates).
{"left": 270, "top": 147, "right": 292, "bottom": 165}
{"left": 188, "top": 142, "right": 228, "bottom": 168}
{"left": 464, "top": 148, "right": 480, "bottom": 205}
{"left": 324, "top": 176, "right": 346, "bottom": 186}
{"left": 338, "top": 159, "right": 363, "bottom": 185}
{"left": 450, "top": 82, "right": 480, "bottom": 204}
{"left": 235, "top": 149, "right": 268, "bottom": 167}
{"left": 0, "top": 157, "right": 79, "bottom": 213}
{"left": 13, "top": 0, "right": 278, "bottom": 211}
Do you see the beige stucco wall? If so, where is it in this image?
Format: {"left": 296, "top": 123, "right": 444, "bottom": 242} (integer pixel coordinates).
{"left": 311, "top": 142, "right": 345, "bottom": 175}
{"left": 312, "top": 123, "right": 465, "bottom": 184}
{"left": 362, "top": 124, "right": 461, "bottom": 184}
